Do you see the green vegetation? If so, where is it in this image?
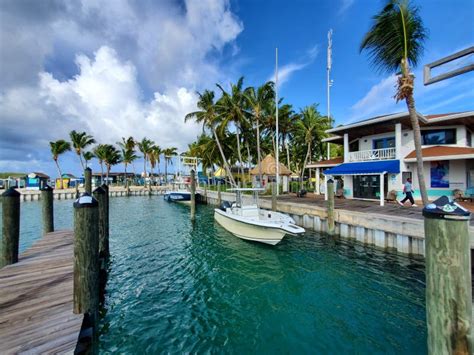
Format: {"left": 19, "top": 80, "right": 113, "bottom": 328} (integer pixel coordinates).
{"left": 50, "top": 140, "right": 71, "bottom": 188}
{"left": 185, "top": 77, "right": 331, "bottom": 187}
{"left": 0, "top": 173, "right": 26, "bottom": 179}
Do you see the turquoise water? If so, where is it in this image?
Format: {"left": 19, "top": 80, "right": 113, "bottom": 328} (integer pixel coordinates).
{"left": 0, "top": 197, "right": 427, "bottom": 353}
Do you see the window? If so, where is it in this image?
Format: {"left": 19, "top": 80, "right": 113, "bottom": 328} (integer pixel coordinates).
{"left": 467, "top": 130, "right": 472, "bottom": 147}
{"left": 421, "top": 129, "right": 456, "bottom": 145}
{"left": 373, "top": 137, "right": 395, "bottom": 149}
{"left": 349, "top": 140, "right": 359, "bottom": 152}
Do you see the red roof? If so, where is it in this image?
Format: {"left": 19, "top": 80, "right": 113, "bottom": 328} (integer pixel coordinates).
{"left": 425, "top": 112, "right": 467, "bottom": 119}
{"left": 405, "top": 146, "right": 474, "bottom": 159}
{"left": 308, "top": 157, "right": 344, "bottom": 166}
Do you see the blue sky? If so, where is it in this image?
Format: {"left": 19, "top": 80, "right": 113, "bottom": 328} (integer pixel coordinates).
{"left": 0, "top": 0, "right": 473, "bottom": 177}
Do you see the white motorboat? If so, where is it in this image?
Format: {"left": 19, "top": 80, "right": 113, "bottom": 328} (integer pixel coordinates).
{"left": 214, "top": 188, "right": 305, "bottom": 245}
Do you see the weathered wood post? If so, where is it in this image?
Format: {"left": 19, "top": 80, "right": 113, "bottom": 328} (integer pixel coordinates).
{"left": 190, "top": 169, "right": 196, "bottom": 221}
{"left": 217, "top": 181, "right": 222, "bottom": 206}
{"left": 93, "top": 186, "right": 109, "bottom": 263}
{"left": 204, "top": 184, "right": 208, "bottom": 204}
{"left": 1, "top": 188, "right": 20, "bottom": 268}
{"left": 423, "top": 197, "right": 472, "bottom": 354}
{"left": 327, "top": 179, "right": 335, "bottom": 235}
{"left": 271, "top": 181, "right": 277, "bottom": 212}
{"left": 101, "top": 184, "right": 110, "bottom": 257}
{"left": 73, "top": 193, "right": 100, "bottom": 321}
{"left": 84, "top": 167, "right": 92, "bottom": 195}
{"left": 41, "top": 185, "right": 54, "bottom": 234}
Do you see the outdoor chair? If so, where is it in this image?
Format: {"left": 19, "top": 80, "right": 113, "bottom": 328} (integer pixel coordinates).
{"left": 296, "top": 189, "right": 307, "bottom": 198}
{"left": 335, "top": 188, "right": 345, "bottom": 199}
{"left": 385, "top": 190, "right": 398, "bottom": 203}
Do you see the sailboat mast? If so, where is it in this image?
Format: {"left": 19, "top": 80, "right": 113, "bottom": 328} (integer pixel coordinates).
{"left": 275, "top": 47, "right": 279, "bottom": 196}
{"left": 327, "top": 29, "right": 333, "bottom": 160}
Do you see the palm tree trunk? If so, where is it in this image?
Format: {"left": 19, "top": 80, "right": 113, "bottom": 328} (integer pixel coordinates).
{"left": 300, "top": 143, "right": 311, "bottom": 190}
{"left": 236, "top": 126, "right": 244, "bottom": 182}
{"left": 212, "top": 128, "right": 236, "bottom": 186}
{"left": 125, "top": 163, "right": 128, "bottom": 188}
{"left": 286, "top": 140, "right": 290, "bottom": 170}
{"left": 165, "top": 160, "right": 168, "bottom": 183}
{"left": 406, "top": 93, "right": 428, "bottom": 205}
{"left": 54, "top": 159, "right": 63, "bottom": 189}
{"left": 100, "top": 161, "right": 104, "bottom": 185}
{"left": 106, "top": 165, "right": 110, "bottom": 185}
{"left": 78, "top": 153, "right": 85, "bottom": 171}
{"left": 256, "top": 122, "right": 262, "bottom": 187}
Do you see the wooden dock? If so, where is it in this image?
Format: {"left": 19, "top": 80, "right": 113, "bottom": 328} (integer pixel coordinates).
{"left": 0, "top": 230, "right": 83, "bottom": 354}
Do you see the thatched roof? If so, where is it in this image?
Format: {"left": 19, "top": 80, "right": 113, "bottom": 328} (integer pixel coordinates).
{"left": 249, "top": 154, "right": 292, "bottom": 176}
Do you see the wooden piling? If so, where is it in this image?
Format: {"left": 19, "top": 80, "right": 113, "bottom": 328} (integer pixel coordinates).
{"left": 101, "top": 184, "right": 110, "bottom": 257}
{"left": 271, "top": 181, "right": 277, "bottom": 212}
{"left": 41, "top": 185, "right": 54, "bottom": 234}
{"left": 327, "top": 179, "right": 335, "bottom": 235}
{"left": 1, "top": 188, "right": 20, "bottom": 268}
{"left": 217, "top": 181, "right": 222, "bottom": 206}
{"left": 93, "top": 186, "right": 109, "bottom": 262}
{"left": 204, "top": 184, "right": 208, "bottom": 204}
{"left": 424, "top": 209, "right": 472, "bottom": 354}
{"left": 73, "top": 193, "right": 100, "bottom": 321}
{"left": 190, "top": 169, "right": 196, "bottom": 221}
{"left": 84, "top": 167, "right": 92, "bottom": 194}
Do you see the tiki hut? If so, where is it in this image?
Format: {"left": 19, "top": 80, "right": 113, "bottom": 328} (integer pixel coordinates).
{"left": 249, "top": 154, "right": 292, "bottom": 191}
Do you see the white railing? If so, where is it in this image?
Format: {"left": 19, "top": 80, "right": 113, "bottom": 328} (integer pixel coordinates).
{"left": 348, "top": 147, "right": 396, "bottom": 162}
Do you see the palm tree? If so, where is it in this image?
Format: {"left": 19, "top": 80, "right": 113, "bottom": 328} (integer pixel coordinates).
{"left": 83, "top": 151, "right": 94, "bottom": 168}
{"left": 137, "top": 138, "right": 154, "bottom": 182}
{"left": 360, "top": 0, "right": 428, "bottom": 204}
{"left": 49, "top": 140, "right": 71, "bottom": 189}
{"left": 93, "top": 144, "right": 108, "bottom": 184}
{"left": 69, "top": 130, "right": 95, "bottom": 171}
{"left": 216, "top": 77, "right": 248, "bottom": 179}
{"left": 121, "top": 148, "right": 138, "bottom": 188}
{"left": 244, "top": 81, "right": 274, "bottom": 186}
{"left": 294, "top": 105, "right": 328, "bottom": 190}
{"left": 162, "top": 147, "right": 178, "bottom": 183}
{"left": 103, "top": 145, "right": 121, "bottom": 184}
{"left": 185, "top": 90, "right": 236, "bottom": 186}
{"left": 148, "top": 145, "right": 162, "bottom": 184}
{"left": 118, "top": 136, "right": 137, "bottom": 174}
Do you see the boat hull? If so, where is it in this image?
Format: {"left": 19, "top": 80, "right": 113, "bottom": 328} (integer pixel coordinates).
{"left": 214, "top": 209, "right": 288, "bottom": 245}
{"left": 164, "top": 192, "right": 200, "bottom": 203}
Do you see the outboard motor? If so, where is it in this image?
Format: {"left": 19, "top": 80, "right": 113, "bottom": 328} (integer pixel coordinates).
{"left": 219, "top": 201, "right": 232, "bottom": 211}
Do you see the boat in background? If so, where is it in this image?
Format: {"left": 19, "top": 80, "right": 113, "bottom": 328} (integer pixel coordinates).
{"left": 214, "top": 188, "right": 305, "bottom": 245}
{"left": 164, "top": 189, "right": 200, "bottom": 204}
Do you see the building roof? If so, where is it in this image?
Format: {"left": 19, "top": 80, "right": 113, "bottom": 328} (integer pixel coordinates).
{"left": 30, "top": 172, "right": 50, "bottom": 178}
{"left": 307, "top": 157, "right": 344, "bottom": 168}
{"left": 249, "top": 154, "right": 292, "bottom": 176}
{"left": 325, "top": 111, "right": 474, "bottom": 141}
{"left": 404, "top": 146, "right": 474, "bottom": 162}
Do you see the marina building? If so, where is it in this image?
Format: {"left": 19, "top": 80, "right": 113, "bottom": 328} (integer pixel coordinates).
{"left": 309, "top": 111, "right": 474, "bottom": 205}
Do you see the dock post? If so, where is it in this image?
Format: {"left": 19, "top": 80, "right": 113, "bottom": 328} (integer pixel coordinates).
{"left": 73, "top": 193, "right": 100, "bottom": 321}
{"left": 217, "top": 181, "right": 222, "bottom": 206}
{"left": 41, "top": 185, "right": 54, "bottom": 234}
{"left": 93, "top": 186, "right": 109, "bottom": 263}
{"left": 423, "top": 198, "right": 472, "bottom": 354}
{"left": 190, "top": 169, "right": 196, "bottom": 221}
{"left": 327, "top": 179, "right": 335, "bottom": 235}
{"left": 84, "top": 167, "right": 92, "bottom": 195}
{"left": 271, "top": 181, "right": 277, "bottom": 211}
{"left": 204, "top": 184, "right": 208, "bottom": 204}
{"left": 1, "top": 188, "right": 20, "bottom": 268}
{"left": 101, "top": 184, "right": 110, "bottom": 254}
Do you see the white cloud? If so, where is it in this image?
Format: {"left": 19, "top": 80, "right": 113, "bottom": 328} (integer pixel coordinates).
{"left": 338, "top": 0, "right": 354, "bottom": 15}
{"left": 268, "top": 45, "right": 319, "bottom": 86}
{"left": 0, "top": 0, "right": 242, "bottom": 176}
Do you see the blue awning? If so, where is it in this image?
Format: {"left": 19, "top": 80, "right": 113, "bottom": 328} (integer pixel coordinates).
{"left": 323, "top": 160, "right": 400, "bottom": 175}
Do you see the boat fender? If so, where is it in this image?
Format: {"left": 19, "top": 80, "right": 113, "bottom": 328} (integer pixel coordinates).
{"left": 220, "top": 201, "right": 232, "bottom": 211}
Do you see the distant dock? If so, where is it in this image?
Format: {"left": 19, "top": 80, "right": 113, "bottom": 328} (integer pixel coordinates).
{"left": 0, "top": 230, "right": 84, "bottom": 353}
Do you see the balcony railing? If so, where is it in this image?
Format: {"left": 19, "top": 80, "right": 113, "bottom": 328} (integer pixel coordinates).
{"left": 348, "top": 147, "right": 396, "bottom": 162}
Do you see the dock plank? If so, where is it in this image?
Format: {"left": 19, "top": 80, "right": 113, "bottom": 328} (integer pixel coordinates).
{"left": 0, "top": 230, "right": 83, "bottom": 354}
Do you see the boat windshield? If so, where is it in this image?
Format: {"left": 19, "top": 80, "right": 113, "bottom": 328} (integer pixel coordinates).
{"left": 233, "top": 189, "right": 259, "bottom": 208}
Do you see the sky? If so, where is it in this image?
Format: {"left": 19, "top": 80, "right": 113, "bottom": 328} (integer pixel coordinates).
{"left": 0, "top": 0, "right": 473, "bottom": 178}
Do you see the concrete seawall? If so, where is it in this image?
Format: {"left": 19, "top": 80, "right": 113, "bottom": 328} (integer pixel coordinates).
{"left": 201, "top": 189, "right": 474, "bottom": 256}
{"left": 8, "top": 187, "right": 168, "bottom": 202}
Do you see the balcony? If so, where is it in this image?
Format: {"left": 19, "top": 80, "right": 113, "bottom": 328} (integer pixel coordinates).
{"left": 348, "top": 147, "right": 396, "bottom": 162}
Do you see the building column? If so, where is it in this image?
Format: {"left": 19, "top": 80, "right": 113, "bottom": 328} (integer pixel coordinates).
{"left": 380, "top": 173, "right": 385, "bottom": 206}
{"left": 344, "top": 133, "right": 349, "bottom": 162}
{"left": 327, "top": 143, "right": 330, "bottom": 160}
{"left": 316, "top": 167, "right": 320, "bottom": 195}
{"left": 395, "top": 123, "right": 402, "bottom": 160}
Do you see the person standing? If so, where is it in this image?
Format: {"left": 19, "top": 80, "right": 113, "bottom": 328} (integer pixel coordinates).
{"left": 398, "top": 177, "right": 417, "bottom": 207}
